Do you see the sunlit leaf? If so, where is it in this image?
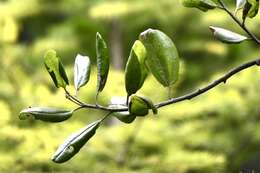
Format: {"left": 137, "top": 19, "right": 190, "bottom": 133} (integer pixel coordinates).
{"left": 235, "top": 0, "right": 246, "bottom": 13}
{"left": 19, "top": 107, "right": 73, "bottom": 123}
{"left": 182, "top": 0, "right": 217, "bottom": 11}
{"left": 133, "top": 40, "right": 148, "bottom": 89}
{"left": 44, "top": 49, "right": 69, "bottom": 88}
{"left": 74, "top": 54, "right": 91, "bottom": 92}
{"left": 52, "top": 120, "right": 101, "bottom": 163}
{"left": 96, "top": 32, "right": 109, "bottom": 98}
{"left": 125, "top": 40, "right": 148, "bottom": 96}
{"left": 139, "top": 29, "right": 179, "bottom": 87}
{"left": 209, "top": 26, "right": 248, "bottom": 43}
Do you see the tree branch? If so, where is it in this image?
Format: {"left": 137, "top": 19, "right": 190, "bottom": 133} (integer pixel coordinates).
{"left": 156, "top": 58, "right": 260, "bottom": 108}
{"left": 65, "top": 89, "right": 128, "bottom": 112}
{"left": 66, "top": 58, "right": 260, "bottom": 113}
{"left": 218, "top": 0, "right": 260, "bottom": 45}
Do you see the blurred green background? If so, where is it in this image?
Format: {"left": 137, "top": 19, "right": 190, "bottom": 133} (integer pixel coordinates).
{"left": 1, "top": 0, "right": 260, "bottom": 173}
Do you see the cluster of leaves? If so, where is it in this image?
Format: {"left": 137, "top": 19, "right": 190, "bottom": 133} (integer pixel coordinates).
{"left": 18, "top": 0, "right": 260, "bottom": 166}
{"left": 183, "top": 0, "right": 259, "bottom": 44}
{"left": 19, "top": 29, "right": 180, "bottom": 163}
{"left": 183, "top": 0, "right": 259, "bottom": 18}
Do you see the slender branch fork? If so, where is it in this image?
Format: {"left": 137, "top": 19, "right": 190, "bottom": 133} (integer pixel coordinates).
{"left": 65, "top": 0, "right": 260, "bottom": 114}
{"left": 218, "top": 0, "right": 260, "bottom": 45}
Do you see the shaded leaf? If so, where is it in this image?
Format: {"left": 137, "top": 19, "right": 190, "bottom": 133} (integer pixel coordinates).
{"left": 19, "top": 107, "right": 73, "bottom": 123}
{"left": 182, "top": 0, "right": 217, "bottom": 11}
{"left": 96, "top": 32, "right": 109, "bottom": 96}
{"left": 74, "top": 54, "right": 91, "bottom": 92}
{"left": 125, "top": 40, "right": 148, "bottom": 96}
{"left": 247, "top": 0, "right": 259, "bottom": 17}
{"left": 44, "top": 49, "right": 69, "bottom": 88}
{"left": 109, "top": 105, "right": 136, "bottom": 124}
{"left": 52, "top": 120, "right": 101, "bottom": 163}
{"left": 129, "top": 95, "right": 154, "bottom": 117}
{"left": 138, "top": 95, "right": 158, "bottom": 114}
{"left": 209, "top": 26, "right": 248, "bottom": 43}
{"left": 109, "top": 97, "right": 136, "bottom": 124}
{"left": 243, "top": 0, "right": 259, "bottom": 23}
{"left": 139, "top": 29, "right": 179, "bottom": 87}
{"left": 113, "top": 112, "right": 136, "bottom": 124}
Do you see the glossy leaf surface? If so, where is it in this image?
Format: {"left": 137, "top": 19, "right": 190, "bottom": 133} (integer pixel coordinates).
{"left": 125, "top": 40, "right": 147, "bottom": 96}
{"left": 139, "top": 29, "right": 179, "bottom": 87}
{"left": 96, "top": 32, "right": 109, "bottom": 94}
{"left": 236, "top": 0, "right": 246, "bottom": 13}
{"left": 44, "top": 49, "right": 69, "bottom": 88}
{"left": 109, "top": 97, "right": 136, "bottom": 124}
{"left": 110, "top": 105, "right": 136, "bottom": 124}
{"left": 74, "top": 54, "right": 91, "bottom": 92}
{"left": 19, "top": 107, "right": 73, "bottom": 122}
{"left": 52, "top": 120, "right": 101, "bottom": 163}
{"left": 113, "top": 112, "right": 136, "bottom": 124}
{"left": 209, "top": 26, "right": 248, "bottom": 43}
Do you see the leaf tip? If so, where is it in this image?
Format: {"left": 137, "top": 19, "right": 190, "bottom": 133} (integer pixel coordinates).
{"left": 96, "top": 32, "right": 102, "bottom": 40}
{"left": 209, "top": 26, "right": 215, "bottom": 33}
{"left": 44, "top": 49, "right": 57, "bottom": 59}
{"left": 74, "top": 54, "right": 91, "bottom": 91}
{"left": 19, "top": 110, "right": 33, "bottom": 120}
{"left": 139, "top": 28, "right": 155, "bottom": 40}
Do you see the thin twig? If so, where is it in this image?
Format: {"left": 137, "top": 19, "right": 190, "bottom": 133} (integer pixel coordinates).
{"left": 66, "top": 94, "right": 82, "bottom": 106}
{"left": 65, "top": 88, "right": 128, "bottom": 112}
{"left": 156, "top": 58, "right": 260, "bottom": 108}
{"left": 64, "top": 89, "right": 83, "bottom": 106}
{"left": 218, "top": 0, "right": 260, "bottom": 45}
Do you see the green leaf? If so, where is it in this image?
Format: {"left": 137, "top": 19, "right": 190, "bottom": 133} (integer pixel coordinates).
{"left": 125, "top": 40, "right": 148, "bottom": 96}
{"left": 209, "top": 26, "right": 248, "bottom": 43}
{"left": 52, "top": 120, "right": 101, "bottom": 163}
{"left": 129, "top": 95, "right": 156, "bottom": 117}
{"left": 243, "top": 0, "right": 259, "bottom": 22}
{"left": 74, "top": 54, "right": 91, "bottom": 92}
{"left": 139, "top": 29, "right": 180, "bottom": 87}
{"left": 182, "top": 0, "right": 217, "bottom": 11}
{"left": 138, "top": 95, "right": 158, "bottom": 114}
{"left": 133, "top": 40, "right": 148, "bottom": 89}
{"left": 113, "top": 112, "right": 136, "bottom": 124}
{"left": 44, "top": 49, "right": 69, "bottom": 88}
{"left": 109, "top": 97, "right": 136, "bottom": 124}
{"left": 19, "top": 107, "right": 73, "bottom": 123}
{"left": 96, "top": 32, "right": 109, "bottom": 96}
{"left": 247, "top": 0, "right": 259, "bottom": 18}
